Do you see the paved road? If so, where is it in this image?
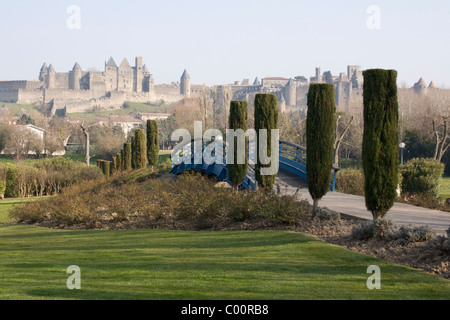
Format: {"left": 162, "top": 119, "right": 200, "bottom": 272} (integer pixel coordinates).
{"left": 275, "top": 169, "right": 450, "bottom": 235}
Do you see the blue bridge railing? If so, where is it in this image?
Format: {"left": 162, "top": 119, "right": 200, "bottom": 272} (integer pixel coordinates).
{"left": 171, "top": 139, "right": 339, "bottom": 192}
{"left": 278, "top": 140, "right": 339, "bottom": 192}
{"left": 171, "top": 138, "right": 258, "bottom": 191}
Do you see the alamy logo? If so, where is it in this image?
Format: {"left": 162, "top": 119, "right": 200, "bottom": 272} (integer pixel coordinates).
{"left": 171, "top": 121, "right": 279, "bottom": 175}
{"left": 366, "top": 5, "right": 381, "bottom": 30}
{"left": 66, "top": 5, "right": 81, "bottom": 30}
{"left": 66, "top": 265, "right": 81, "bottom": 290}
{"left": 366, "top": 265, "right": 381, "bottom": 290}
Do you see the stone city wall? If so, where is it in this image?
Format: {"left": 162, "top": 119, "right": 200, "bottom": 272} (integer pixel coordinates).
{"left": 0, "top": 90, "right": 19, "bottom": 103}
{"left": 43, "top": 89, "right": 104, "bottom": 104}
{"left": 64, "top": 92, "right": 127, "bottom": 114}
{"left": 17, "top": 89, "right": 44, "bottom": 104}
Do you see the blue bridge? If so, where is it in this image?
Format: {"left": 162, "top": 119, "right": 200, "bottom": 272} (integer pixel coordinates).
{"left": 171, "top": 139, "right": 339, "bottom": 192}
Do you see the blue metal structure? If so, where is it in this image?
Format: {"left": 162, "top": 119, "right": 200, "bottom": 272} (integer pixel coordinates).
{"left": 278, "top": 140, "right": 339, "bottom": 192}
{"left": 170, "top": 139, "right": 258, "bottom": 191}
{"left": 171, "top": 139, "right": 339, "bottom": 191}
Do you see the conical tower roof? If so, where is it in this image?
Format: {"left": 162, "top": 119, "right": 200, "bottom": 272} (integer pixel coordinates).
{"left": 287, "top": 78, "right": 295, "bottom": 87}
{"left": 73, "top": 62, "right": 82, "bottom": 71}
{"left": 417, "top": 77, "right": 427, "bottom": 87}
{"left": 279, "top": 93, "right": 286, "bottom": 103}
{"left": 119, "top": 58, "right": 131, "bottom": 69}
{"left": 429, "top": 81, "right": 436, "bottom": 88}
{"left": 253, "top": 77, "right": 260, "bottom": 86}
{"left": 142, "top": 64, "right": 150, "bottom": 73}
{"left": 106, "top": 57, "right": 117, "bottom": 68}
{"left": 40, "top": 63, "right": 48, "bottom": 71}
{"left": 181, "top": 69, "right": 190, "bottom": 79}
{"left": 48, "top": 64, "right": 55, "bottom": 72}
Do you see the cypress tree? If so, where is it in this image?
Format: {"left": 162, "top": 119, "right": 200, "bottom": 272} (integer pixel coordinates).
{"left": 116, "top": 153, "right": 122, "bottom": 172}
{"left": 112, "top": 157, "right": 117, "bottom": 175}
{"left": 254, "top": 94, "right": 279, "bottom": 190}
{"left": 131, "top": 135, "right": 137, "bottom": 169}
{"left": 120, "top": 149, "right": 125, "bottom": 170}
{"left": 147, "top": 120, "right": 159, "bottom": 168}
{"left": 134, "top": 129, "right": 148, "bottom": 169}
{"left": 306, "top": 84, "right": 336, "bottom": 217}
{"left": 123, "top": 143, "right": 132, "bottom": 170}
{"left": 362, "top": 69, "right": 399, "bottom": 220}
{"left": 227, "top": 100, "right": 248, "bottom": 189}
{"left": 103, "top": 161, "right": 111, "bottom": 178}
{"left": 98, "top": 160, "right": 104, "bottom": 173}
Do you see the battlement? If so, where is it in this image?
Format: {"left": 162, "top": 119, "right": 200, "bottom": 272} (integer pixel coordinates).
{"left": 0, "top": 80, "right": 43, "bottom": 91}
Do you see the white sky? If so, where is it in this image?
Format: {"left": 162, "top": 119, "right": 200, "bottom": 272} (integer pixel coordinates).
{"left": 0, "top": 0, "right": 449, "bottom": 87}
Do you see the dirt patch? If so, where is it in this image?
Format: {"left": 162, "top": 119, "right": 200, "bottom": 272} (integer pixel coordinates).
{"left": 294, "top": 219, "right": 449, "bottom": 279}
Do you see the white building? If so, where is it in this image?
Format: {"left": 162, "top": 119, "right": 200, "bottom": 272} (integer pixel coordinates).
{"left": 137, "top": 113, "right": 171, "bottom": 122}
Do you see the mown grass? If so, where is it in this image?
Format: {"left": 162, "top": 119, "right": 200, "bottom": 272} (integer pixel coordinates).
{"left": 1, "top": 157, "right": 448, "bottom": 300}
{"left": 439, "top": 176, "right": 450, "bottom": 200}
{"left": 0, "top": 156, "right": 41, "bottom": 166}
{"left": 0, "top": 102, "right": 39, "bottom": 117}
{"left": 0, "top": 197, "right": 50, "bottom": 223}
{"left": 0, "top": 224, "right": 448, "bottom": 300}
{"left": 63, "top": 151, "right": 171, "bottom": 166}
{"left": 0, "top": 151, "right": 169, "bottom": 168}
{"left": 339, "top": 158, "right": 362, "bottom": 170}
{"left": 67, "top": 102, "right": 173, "bottom": 120}
{"left": 62, "top": 154, "right": 100, "bottom": 166}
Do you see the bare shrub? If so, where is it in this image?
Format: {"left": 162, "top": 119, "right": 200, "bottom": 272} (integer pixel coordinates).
{"left": 10, "top": 172, "right": 311, "bottom": 229}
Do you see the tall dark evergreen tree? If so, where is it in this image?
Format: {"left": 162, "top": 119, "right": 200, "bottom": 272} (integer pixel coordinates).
{"left": 120, "top": 149, "right": 125, "bottom": 170}
{"left": 131, "top": 136, "right": 137, "bottom": 169}
{"left": 103, "top": 161, "right": 111, "bottom": 178}
{"left": 227, "top": 101, "right": 248, "bottom": 189}
{"left": 116, "top": 153, "right": 122, "bottom": 172}
{"left": 147, "top": 120, "right": 159, "bottom": 168}
{"left": 123, "top": 142, "right": 132, "bottom": 170}
{"left": 362, "top": 69, "right": 399, "bottom": 220}
{"left": 98, "top": 160, "right": 111, "bottom": 178}
{"left": 306, "top": 83, "right": 336, "bottom": 217}
{"left": 254, "top": 94, "right": 279, "bottom": 190}
{"left": 97, "top": 160, "right": 104, "bottom": 173}
{"left": 134, "top": 129, "right": 148, "bottom": 169}
{"left": 111, "top": 157, "right": 117, "bottom": 176}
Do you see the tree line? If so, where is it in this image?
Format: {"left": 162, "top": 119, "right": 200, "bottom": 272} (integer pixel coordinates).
{"left": 97, "top": 120, "right": 159, "bottom": 177}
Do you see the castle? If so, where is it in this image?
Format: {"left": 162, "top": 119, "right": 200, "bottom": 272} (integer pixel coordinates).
{"left": 214, "top": 65, "right": 364, "bottom": 114}
{"left": 413, "top": 77, "right": 437, "bottom": 95}
{"left": 0, "top": 56, "right": 439, "bottom": 117}
{"left": 0, "top": 57, "right": 204, "bottom": 116}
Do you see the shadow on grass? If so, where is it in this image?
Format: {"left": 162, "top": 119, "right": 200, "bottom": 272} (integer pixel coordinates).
{"left": 19, "top": 261, "right": 446, "bottom": 300}
{"left": 2, "top": 226, "right": 449, "bottom": 300}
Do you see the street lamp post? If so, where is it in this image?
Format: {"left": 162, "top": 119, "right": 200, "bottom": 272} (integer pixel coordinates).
{"left": 399, "top": 142, "right": 406, "bottom": 165}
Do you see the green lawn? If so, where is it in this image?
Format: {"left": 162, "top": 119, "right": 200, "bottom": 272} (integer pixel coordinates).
{"left": 1, "top": 184, "right": 448, "bottom": 300}
{"left": 338, "top": 158, "right": 363, "bottom": 170}
{"left": 63, "top": 152, "right": 171, "bottom": 166}
{"left": 0, "top": 211, "right": 448, "bottom": 299}
{"left": 62, "top": 154, "right": 100, "bottom": 166}
{"left": 67, "top": 102, "right": 173, "bottom": 120}
{"left": 0, "top": 198, "right": 50, "bottom": 223}
{"left": 0, "top": 156, "right": 42, "bottom": 166}
{"left": 439, "top": 177, "right": 450, "bottom": 200}
{"left": 0, "top": 157, "right": 13, "bottom": 164}
{"left": 0, "top": 150, "right": 170, "bottom": 167}
{"left": 0, "top": 102, "right": 39, "bottom": 117}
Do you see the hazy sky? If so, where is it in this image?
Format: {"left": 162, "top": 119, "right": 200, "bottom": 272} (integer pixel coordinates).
{"left": 0, "top": 0, "right": 449, "bottom": 87}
